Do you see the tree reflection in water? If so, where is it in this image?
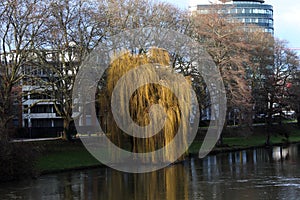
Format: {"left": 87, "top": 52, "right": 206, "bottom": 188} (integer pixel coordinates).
{"left": 1, "top": 144, "right": 300, "bottom": 200}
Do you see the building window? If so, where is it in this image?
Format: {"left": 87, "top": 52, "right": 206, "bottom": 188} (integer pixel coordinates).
{"left": 237, "top": 8, "right": 243, "bottom": 13}
{"left": 54, "top": 119, "right": 63, "bottom": 127}
{"left": 269, "top": 19, "right": 273, "bottom": 25}
{"left": 245, "top": 8, "right": 251, "bottom": 14}
{"left": 24, "top": 119, "right": 28, "bottom": 127}
{"left": 32, "top": 119, "right": 52, "bottom": 127}
{"left": 13, "top": 119, "right": 19, "bottom": 126}
{"left": 199, "top": 9, "right": 208, "bottom": 14}
{"left": 30, "top": 93, "right": 49, "bottom": 100}
{"left": 266, "top": 9, "right": 273, "bottom": 15}
{"left": 31, "top": 105, "right": 53, "bottom": 113}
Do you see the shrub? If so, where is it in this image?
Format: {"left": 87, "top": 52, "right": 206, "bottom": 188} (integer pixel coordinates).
{"left": 0, "top": 140, "right": 38, "bottom": 182}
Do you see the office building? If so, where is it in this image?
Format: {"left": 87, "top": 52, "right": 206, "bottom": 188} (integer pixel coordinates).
{"left": 190, "top": 0, "right": 274, "bottom": 34}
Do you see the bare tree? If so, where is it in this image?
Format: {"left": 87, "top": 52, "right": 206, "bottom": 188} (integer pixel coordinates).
{"left": 32, "top": 0, "right": 110, "bottom": 140}
{"left": 103, "top": 0, "right": 189, "bottom": 33}
{"left": 0, "top": 0, "right": 46, "bottom": 140}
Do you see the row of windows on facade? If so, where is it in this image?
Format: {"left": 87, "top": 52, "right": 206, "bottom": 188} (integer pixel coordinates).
{"left": 23, "top": 118, "right": 63, "bottom": 128}
{"left": 198, "top": 8, "right": 272, "bottom": 15}
{"left": 234, "top": 1, "right": 264, "bottom": 5}
{"left": 23, "top": 105, "right": 58, "bottom": 114}
{"left": 263, "top": 28, "right": 273, "bottom": 34}
{"left": 1, "top": 50, "right": 78, "bottom": 65}
{"left": 23, "top": 93, "right": 52, "bottom": 100}
{"left": 22, "top": 66, "right": 49, "bottom": 76}
{"left": 22, "top": 65, "right": 63, "bottom": 77}
{"left": 239, "top": 26, "right": 273, "bottom": 34}
{"left": 238, "top": 17, "right": 273, "bottom": 25}
{"left": 239, "top": 25, "right": 273, "bottom": 33}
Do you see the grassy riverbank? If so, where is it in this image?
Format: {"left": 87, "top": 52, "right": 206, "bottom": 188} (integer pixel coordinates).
{"left": 189, "top": 131, "right": 300, "bottom": 155}
{"left": 34, "top": 126, "right": 300, "bottom": 174}
{"left": 34, "top": 140, "right": 101, "bottom": 173}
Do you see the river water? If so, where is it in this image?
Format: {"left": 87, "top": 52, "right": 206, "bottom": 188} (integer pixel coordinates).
{"left": 1, "top": 144, "right": 300, "bottom": 200}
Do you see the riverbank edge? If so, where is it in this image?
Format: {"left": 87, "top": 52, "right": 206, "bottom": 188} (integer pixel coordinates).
{"left": 38, "top": 140, "right": 300, "bottom": 175}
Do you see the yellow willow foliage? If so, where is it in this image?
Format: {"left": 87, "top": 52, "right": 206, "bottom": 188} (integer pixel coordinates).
{"left": 100, "top": 47, "right": 192, "bottom": 163}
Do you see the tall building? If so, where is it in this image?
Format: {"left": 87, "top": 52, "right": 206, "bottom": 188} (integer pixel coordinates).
{"left": 20, "top": 51, "right": 65, "bottom": 138}
{"left": 0, "top": 50, "right": 76, "bottom": 138}
{"left": 190, "top": 0, "right": 274, "bottom": 34}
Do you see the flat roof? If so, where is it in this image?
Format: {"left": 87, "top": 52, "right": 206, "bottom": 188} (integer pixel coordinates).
{"left": 233, "top": 0, "right": 265, "bottom": 3}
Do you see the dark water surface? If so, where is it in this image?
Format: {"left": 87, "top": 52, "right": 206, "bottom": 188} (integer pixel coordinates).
{"left": 1, "top": 144, "right": 300, "bottom": 200}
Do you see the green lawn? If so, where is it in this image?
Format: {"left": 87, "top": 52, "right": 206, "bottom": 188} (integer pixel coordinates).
{"left": 35, "top": 127, "right": 300, "bottom": 173}
{"left": 223, "top": 130, "right": 300, "bottom": 148}
{"left": 188, "top": 129, "right": 300, "bottom": 154}
{"left": 33, "top": 140, "right": 101, "bottom": 173}
{"left": 36, "top": 149, "right": 100, "bottom": 173}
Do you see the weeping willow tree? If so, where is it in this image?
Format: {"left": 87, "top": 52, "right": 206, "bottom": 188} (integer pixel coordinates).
{"left": 98, "top": 48, "right": 192, "bottom": 163}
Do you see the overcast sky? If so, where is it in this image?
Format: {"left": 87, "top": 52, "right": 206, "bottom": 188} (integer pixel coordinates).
{"left": 163, "top": 0, "right": 300, "bottom": 51}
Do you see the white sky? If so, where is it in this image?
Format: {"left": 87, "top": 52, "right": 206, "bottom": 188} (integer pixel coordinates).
{"left": 163, "top": 0, "right": 300, "bottom": 50}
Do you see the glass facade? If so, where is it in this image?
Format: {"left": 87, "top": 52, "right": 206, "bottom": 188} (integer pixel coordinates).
{"left": 195, "top": 0, "right": 274, "bottom": 34}
{"left": 233, "top": 0, "right": 273, "bottom": 34}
